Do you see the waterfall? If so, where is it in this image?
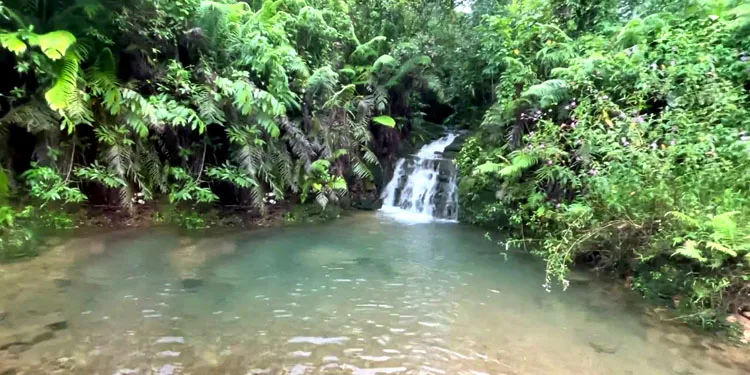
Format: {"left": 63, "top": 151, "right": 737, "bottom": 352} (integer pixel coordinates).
{"left": 380, "top": 134, "right": 459, "bottom": 223}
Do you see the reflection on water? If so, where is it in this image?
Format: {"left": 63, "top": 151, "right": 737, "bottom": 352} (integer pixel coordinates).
{"left": 0, "top": 213, "right": 748, "bottom": 374}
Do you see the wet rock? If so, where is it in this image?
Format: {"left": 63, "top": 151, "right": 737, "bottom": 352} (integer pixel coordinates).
{"left": 53, "top": 278, "right": 72, "bottom": 288}
{"left": 588, "top": 336, "right": 620, "bottom": 354}
{"left": 182, "top": 278, "right": 203, "bottom": 289}
{"left": 352, "top": 197, "right": 382, "bottom": 211}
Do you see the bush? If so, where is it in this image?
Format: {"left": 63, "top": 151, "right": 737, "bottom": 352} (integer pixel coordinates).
{"left": 457, "top": 0, "right": 750, "bottom": 328}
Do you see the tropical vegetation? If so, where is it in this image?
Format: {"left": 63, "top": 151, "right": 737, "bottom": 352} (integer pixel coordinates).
{"left": 1, "top": 0, "right": 748, "bottom": 330}
{"left": 455, "top": 0, "right": 750, "bottom": 329}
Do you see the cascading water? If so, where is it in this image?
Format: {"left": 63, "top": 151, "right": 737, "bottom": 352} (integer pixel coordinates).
{"left": 380, "top": 133, "right": 459, "bottom": 223}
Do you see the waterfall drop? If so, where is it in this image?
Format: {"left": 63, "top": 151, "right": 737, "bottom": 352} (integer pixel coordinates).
{"left": 380, "top": 134, "right": 459, "bottom": 223}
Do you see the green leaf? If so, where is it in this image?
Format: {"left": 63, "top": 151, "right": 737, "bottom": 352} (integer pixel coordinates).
{"left": 673, "top": 240, "right": 706, "bottom": 262}
{"left": 28, "top": 31, "right": 76, "bottom": 60}
{"left": 0, "top": 168, "right": 9, "bottom": 201}
{"left": 45, "top": 54, "right": 80, "bottom": 112}
{"left": 0, "top": 32, "right": 27, "bottom": 55}
{"left": 706, "top": 242, "right": 737, "bottom": 257}
{"left": 372, "top": 115, "right": 395, "bottom": 127}
{"left": 474, "top": 161, "right": 504, "bottom": 174}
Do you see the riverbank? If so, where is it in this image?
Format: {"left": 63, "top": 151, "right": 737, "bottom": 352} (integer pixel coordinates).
{"left": 1, "top": 213, "right": 749, "bottom": 374}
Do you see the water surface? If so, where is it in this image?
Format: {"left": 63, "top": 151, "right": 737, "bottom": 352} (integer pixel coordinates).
{"left": 0, "top": 213, "right": 747, "bottom": 374}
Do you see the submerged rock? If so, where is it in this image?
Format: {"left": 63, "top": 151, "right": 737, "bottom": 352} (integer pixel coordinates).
{"left": 40, "top": 312, "right": 68, "bottom": 331}
{"left": 6, "top": 344, "right": 29, "bottom": 355}
{"left": 588, "top": 336, "right": 620, "bottom": 354}
{"left": 0, "top": 312, "right": 66, "bottom": 352}
{"left": 0, "top": 326, "right": 55, "bottom": 350}
{"left": 181, "top": 278, "right": 203, "bottom": 289}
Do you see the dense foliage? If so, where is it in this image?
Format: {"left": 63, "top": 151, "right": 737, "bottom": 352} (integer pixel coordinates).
{"left": 456, "top": 0, "right": 750, "bottom": 328}
{"left": 0, "top": 0, "right": 449, "bottom": 256}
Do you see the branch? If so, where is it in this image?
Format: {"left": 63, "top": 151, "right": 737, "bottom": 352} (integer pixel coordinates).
{"left": 196, "top": 137, "right": 207, "bottom": 182}
{"left": 64, "top": 139, "right": 76, "bottom": 183}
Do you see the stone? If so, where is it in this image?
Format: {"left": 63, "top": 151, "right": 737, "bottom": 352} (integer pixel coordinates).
{"left": 181, "top": 278, "right": 203, "bottom": 289}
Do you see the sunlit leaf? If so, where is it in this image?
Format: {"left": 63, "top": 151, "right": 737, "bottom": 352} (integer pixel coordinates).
{"left": 372, "top": 115, "right": 395, "bottom": 127}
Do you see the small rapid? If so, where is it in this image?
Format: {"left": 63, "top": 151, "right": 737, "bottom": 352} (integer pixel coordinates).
{"left": 380, "top": 134, "right": 459, "bottom": 223}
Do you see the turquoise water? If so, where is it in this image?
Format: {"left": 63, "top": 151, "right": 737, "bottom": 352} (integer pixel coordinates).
{"left": 1, "top": 213, "right": 747, "bottom": 374}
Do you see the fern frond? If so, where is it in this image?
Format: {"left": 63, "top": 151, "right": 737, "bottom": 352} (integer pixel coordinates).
{"left": 522, "top": 79, "right": 569, "bottom": 108}
{"left": 350, "top": 35, "right": 386, "bottom": 63}
{"left": 499, "top": 151, "right": 538, "bottom": 178}
{"left": 386, "top": 55, "right": 431, "bottom": 88}
{"left": 352, "top": 160, "right": 373, "bottom": 180}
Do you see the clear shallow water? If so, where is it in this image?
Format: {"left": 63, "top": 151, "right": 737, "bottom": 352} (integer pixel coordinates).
{"left": 1, "top": 213, "right": 747, "bottom": 374}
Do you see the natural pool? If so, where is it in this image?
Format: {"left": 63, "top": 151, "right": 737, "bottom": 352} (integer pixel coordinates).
{"left": 0, "top": 212, "right": 748, "bottom": 374}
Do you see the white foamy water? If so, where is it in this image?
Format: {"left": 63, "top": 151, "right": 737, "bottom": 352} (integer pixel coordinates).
{"left": 380, "top": 134, "right": 459, "bottom": 223}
